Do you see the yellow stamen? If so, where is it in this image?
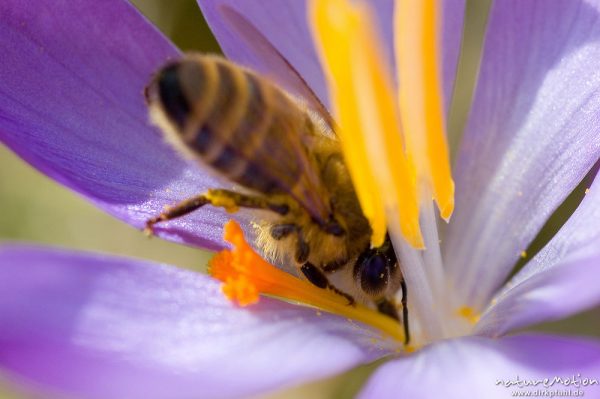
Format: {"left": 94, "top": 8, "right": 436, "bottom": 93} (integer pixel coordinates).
{"left": 395, "top": 0, "right": 455, "bottom": 220}
{"left": 310, "top": 0, "right": 423, "bottom": 248}
{"left": 209, "top": 220, "right": 406, "bottom": 342}
{"left": 457, "top": 306, "right": 480, "bottom": 325}
{"left": 520, "top": 250, "right": 527, "bottom": 259}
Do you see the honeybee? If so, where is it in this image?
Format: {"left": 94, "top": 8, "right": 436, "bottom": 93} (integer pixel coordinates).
{"left": 144, "top": 54, "right": 409, "bottom": 343}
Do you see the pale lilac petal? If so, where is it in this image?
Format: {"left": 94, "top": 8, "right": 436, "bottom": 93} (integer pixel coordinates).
{"left": 0, "top": 245, "right": 393, "bottom": 399}
{"left": 359, "top": 334, "right": 600, "bottom": 399}
{"left": 476, "top": 250, "right": 600, "bottom": 337}
{"left": 444, "top": 0, "right": 600, "bottom": 310}
{"left": 441, "top": 0, "right": 466, "bottom": 110}
{"left": 477, "top": 174, "right": 600, "bottom": 336}
{"left": 197, "top": 0, "right": 464, "bottom": 112}
{"left": 0, "top": 0, "right": 232, "bottom": 250}
{"left": 513, "top": 173, "right": 600, "bottom": 284}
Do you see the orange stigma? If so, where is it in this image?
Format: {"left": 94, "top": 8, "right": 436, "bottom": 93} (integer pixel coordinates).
{"left": 209, "top": 220, "right": 406, "bottom": 343}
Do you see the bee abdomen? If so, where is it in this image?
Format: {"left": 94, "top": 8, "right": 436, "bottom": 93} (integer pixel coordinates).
{"left": 149, "top": 54, "right": 305, "bottom": 194}
{"left": 155, "top": 64, "right": 191, "bottom": 129}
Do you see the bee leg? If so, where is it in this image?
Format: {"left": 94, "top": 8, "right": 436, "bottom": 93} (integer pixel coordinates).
{"left": 294, "top": 231, "right": 355, "bottom": 305}
{"left": 321, "top": 258, "right": 348, "bottom": 273}
{"left": 270, "top": 224, "right": 297, "bottom": 240}
{"left": 376, "top": 293, "right": 410, "bottom": 345}
{"left": 145, "top": 195, "right": 211, "bottom": 235}
{"left": 207, "top": 189, "right": 289, "bottom": 215}
{"left": 300, "top": 262, "right": 355, "bottom": 306}
{"left": 321, "top": 219, "right": 345, "bottom": 236}
{"left": 294, "top": 229, "right": 310, "bottom": 264}
{"left": 400, "top": 279, "right": 410, "bottom": 345}
{"left": 376, "top": 298, "right": 399, "bottom": 321}
{"left": 145, "top": 189, "right": 288, "bottom": 234}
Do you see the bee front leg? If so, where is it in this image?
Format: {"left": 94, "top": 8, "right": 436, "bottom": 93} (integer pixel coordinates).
{"left": 300, "top": 262, "right": 355, "bottom": 306}
{"left": 375, "top": 283, "right": 410, "bottom": 345}
{"left": 400, "top": 279, "right": 410, "bottom": 345}
{"left": 293, "top": 230, "right": 355, "bottom": 305}
{"left": 321, "top": 258, "right": 349, "bottom": 272}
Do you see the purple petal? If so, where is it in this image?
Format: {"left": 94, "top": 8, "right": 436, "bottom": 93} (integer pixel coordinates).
{"left": 197, "top": 0, "right": 464, "bottom": 112}
{"left": 359, "top": 334, "right": 600, "bottom": 399}
{"left": 477, "top": 174, "right": 600, "bottom": 336}
{"left": 0, "top": 245, "right": 393, "bottom": 399}
{"left": 444, "top": 0, "right": 600, "bottom": 310}
{"left": 196, "top": 0, "right": 331, "bottom": 119}
{"left": 0, "top": 0, "right": 233, "bottom": 250}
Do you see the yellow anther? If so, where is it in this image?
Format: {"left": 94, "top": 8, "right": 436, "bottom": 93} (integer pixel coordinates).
{"left": 395, "top": 0, "right": 455, "bottom": 221}
{"left": 310, "top": 0, "right": 423, "bottom": 248}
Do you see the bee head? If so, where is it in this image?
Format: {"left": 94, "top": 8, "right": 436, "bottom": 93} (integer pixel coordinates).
{"left": 353, "top": 237, "right": 398, "bottom": 299}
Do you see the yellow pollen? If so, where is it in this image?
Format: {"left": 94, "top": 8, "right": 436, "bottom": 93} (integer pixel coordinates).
{"left": 520, "top": 250, "right": 527, "bottom": 259}
{"left": 209, "top": 220, "right": 406, "bottom": 343}
{"left": 395, "top": 0, "right": 455, "bottom": 221}
{"left": 457, "top": 306, "right": 481, "bottom": 325}
{"left": 206, "top": 190, "right": 239, "bottom": 213}
{"left": 585, "top": 188, "right": 590, "bottom": 194}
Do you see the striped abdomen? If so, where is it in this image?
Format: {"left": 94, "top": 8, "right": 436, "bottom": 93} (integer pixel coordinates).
{"left": 147, "top": 54, "right": 316, "bottom": 197}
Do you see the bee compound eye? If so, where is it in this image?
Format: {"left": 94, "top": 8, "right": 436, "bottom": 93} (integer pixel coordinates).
{"left": 354, "top": 253, "right": 390, "bottom": 297}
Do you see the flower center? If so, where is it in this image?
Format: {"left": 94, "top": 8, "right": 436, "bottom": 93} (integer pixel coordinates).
{"left": 209, "top": 220, "right": 407, "bottom": 344}
{"left": 210, "top": 0, "right": 474, "bottom": 347}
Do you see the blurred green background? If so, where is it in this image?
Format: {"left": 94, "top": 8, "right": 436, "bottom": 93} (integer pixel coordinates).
{"left": 0, "top": 1, "right": 598, "bottom": 398}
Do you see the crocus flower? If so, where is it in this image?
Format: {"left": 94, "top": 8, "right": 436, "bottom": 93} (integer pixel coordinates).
{"left": 1, "top": 0, "right": 600, "bottom": 398}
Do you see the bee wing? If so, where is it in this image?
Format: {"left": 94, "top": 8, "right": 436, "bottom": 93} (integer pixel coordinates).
{"left": 148, "top": 55, "right": 333, "bottom": 223}
{"left": 243, "top": 89, "right": 333, "bottom": 223}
